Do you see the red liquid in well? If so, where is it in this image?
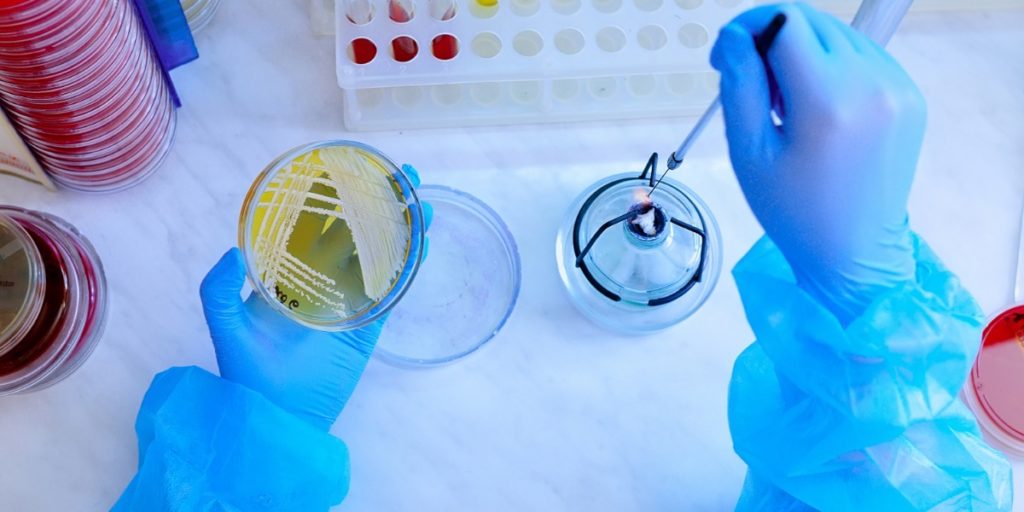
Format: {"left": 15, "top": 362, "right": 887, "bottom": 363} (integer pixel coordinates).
{"left": 391, "top": 36, "right": 418, "bottom": 63}
{"left": 0, "top": 222, "right": 69, "bottom": 376}
{"left": 349, "top": 38, "right": 377, "bottom": 65}
{"left": 971, "top": 304, "right": 1024, "bottom": 441}
{"left": 432, "top": 34, "right": 458, "bottom": 60}
{"left": 388, "top": 0, "right": 413, "bottom": 22}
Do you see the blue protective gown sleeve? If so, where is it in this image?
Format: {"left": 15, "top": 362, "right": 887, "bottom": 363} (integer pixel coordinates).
{"left": 729, "top": 234, "right": 1013, "bottom": 511}
{"left": 112, "top": 366, "right": 350, "bottom": 511}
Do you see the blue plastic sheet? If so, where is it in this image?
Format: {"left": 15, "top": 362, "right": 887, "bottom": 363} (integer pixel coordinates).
{"left": 113, "top": 367, "right": 349, "bottom": 511}
{"left": 730, "top": 235, "right": 1012, "bottom": 511}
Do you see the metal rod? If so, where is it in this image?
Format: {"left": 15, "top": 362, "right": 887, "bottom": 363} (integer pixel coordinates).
{"left": 655, "top": 13, "right": 787, "bottom": 192}
{"left": 638, "top": 152, "right": 659, "bottom": 187}
{"left": 664, "top": 96, "right": 720, "bottom": 173}
{"left": 656, "top": 0, "right": 915, "bottom": 189}
{"left": 575, "top": 212, "right": 634, "bottom": 268}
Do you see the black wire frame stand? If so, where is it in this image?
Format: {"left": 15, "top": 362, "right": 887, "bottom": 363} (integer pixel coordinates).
{"left": 571, "top": 153, "right": 708, "bottom": 307}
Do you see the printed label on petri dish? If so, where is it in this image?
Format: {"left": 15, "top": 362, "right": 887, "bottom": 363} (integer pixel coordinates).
{"left": 0, "top": 227, "right": 30, "bottom": 329}
{"left": 247, "top": 146, "right": 413, "bottom": 323}
{"left": 0, "top": 110, "right": 54, "bottom": 190}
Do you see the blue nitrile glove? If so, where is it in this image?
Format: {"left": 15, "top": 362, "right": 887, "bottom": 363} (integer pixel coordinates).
{"left": 711, "top": 3, "right": 926, "bottom": 323}
{"left": 714, "top": 5, "right": 1013, "bottom": 510}
{"left": 729, "top": 236, "right": 1012, "bottom": 511}
{"left": 113, "top": 367, "right": 351, "bottom": 511}
{"left": 200, "top": 164, "right": 431, "bottom": 431}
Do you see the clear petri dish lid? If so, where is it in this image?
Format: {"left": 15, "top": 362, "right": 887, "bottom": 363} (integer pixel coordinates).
{"left": 0, "top": 214, "right": 45, "bottom": 353}
{"left": 239, "top": 141, "right": 425, "bottom": 331}
{"left": 0, "top": 0, "right": 112, "bottom": 63}
{"left": 182, "top": 0, "right": 221, "bottom": 32}
{"left": 376, "top": 185, "right": 521, "bottom": 366}
{"left": 45, "top": 106, "right": 175, "bottom": 193}
{"left": 22, "top": 210, "right": 108, "bottom": 391}
{"left": 0, "top": 207, "right": 88, "bottom": 395}
{"left": 0, "top": 18, "right": 145, "bottom": 110}
{"left": 0, "top": 0, "right": 90, "bottom": 44}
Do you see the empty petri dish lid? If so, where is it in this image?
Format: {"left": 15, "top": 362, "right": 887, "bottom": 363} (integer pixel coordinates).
{"left": 376, "top": 185, "right": 521, "bottom": 367}
{"left": 0, "top": 214, "right": 45, "bottom": 351}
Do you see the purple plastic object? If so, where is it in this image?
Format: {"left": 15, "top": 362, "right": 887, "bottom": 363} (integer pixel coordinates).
{"left": 131, "top": 0, "right": 198, "bottom": 107}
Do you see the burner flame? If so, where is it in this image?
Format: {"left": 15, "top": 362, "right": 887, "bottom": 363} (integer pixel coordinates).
{"left": 627, "top": 190, "right": 665, "bottom": 239}
{"left": 633, "top": 187, "right": 652, "bottom": 208}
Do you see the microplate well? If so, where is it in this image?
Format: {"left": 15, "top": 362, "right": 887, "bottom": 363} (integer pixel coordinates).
{"left": 335, "top": 0, "right": 752, "bottom": 130}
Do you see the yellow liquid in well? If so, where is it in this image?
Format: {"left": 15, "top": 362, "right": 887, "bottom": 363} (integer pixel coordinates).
{"left": 249, "top": 147, "right": 412, "bottom": 322}
{"left": 469, "top": 0, "right": 498, "bottom": 17}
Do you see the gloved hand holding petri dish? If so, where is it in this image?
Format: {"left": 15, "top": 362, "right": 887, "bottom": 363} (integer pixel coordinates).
{"left": 200, "top": 141, "right": 429, "bottom": 429}
{"left": 230, "top": 140, "right": 521, "bottom": 370}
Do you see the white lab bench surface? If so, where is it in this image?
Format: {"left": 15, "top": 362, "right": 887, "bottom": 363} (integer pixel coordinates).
{"left": 0, "top": 1, "right": 1022, "bottom": 510}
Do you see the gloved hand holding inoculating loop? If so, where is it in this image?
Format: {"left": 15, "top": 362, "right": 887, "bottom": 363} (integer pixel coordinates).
{"left": 715, "top": 5, "right": 1012, "bottom": 511}
{"left": 199, "top": 164, "right": 432, "bottom": 431}
{"left": 712, "top": 3, "right": 927, "bottom": 323}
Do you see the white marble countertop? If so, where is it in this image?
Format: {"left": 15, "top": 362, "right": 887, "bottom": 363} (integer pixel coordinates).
{"left": 0, "top": 1, "right": 1022, "bottom": 510}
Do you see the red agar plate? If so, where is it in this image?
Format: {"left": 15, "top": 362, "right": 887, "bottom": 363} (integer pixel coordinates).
{"left": 967, "top": 203, "right": 1024, "bottom": 455}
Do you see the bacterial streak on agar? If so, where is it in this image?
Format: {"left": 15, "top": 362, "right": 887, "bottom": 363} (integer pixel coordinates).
{"left": 241, "top": 141, "right": 425, "bottom": 332}
{"left": 251, "top": 148, "right": 410, "bottom": 317}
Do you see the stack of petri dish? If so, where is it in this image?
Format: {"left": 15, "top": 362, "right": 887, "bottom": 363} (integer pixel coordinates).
{"left": 0, "top": 0, "right": 176, "bottom": 192}
{"left": 181, "top": 0, "right": 221, "bottom": 33}
{"left": 0, "top": 207, "right": 108, "bottom": 395}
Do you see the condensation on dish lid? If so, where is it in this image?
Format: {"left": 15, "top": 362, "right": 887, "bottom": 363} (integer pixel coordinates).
{"left": 375, "top": 185, "right": 521, "bottom": 367}
{"left": 965, "top": 305, "right": 1024, "bottom": 457}
{"left": 555, "top": 171, "right": 722, "bottom": 334}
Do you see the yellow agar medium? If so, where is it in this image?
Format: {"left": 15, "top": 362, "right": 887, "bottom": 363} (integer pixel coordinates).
{"left": 249, "top": 146, "right": 412, "bottom": 321}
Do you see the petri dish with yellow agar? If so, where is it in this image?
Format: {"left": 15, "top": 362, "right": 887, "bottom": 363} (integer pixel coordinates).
{"left": 239, "top": 141, "right": 425, "bottom": 331}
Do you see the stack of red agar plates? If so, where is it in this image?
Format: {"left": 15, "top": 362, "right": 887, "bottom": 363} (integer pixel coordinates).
{"left": 0, "top": 207, "right": 107, "bottom": 395}
{"left": 0, "top": 0, "right": 175, "bottom": 192}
